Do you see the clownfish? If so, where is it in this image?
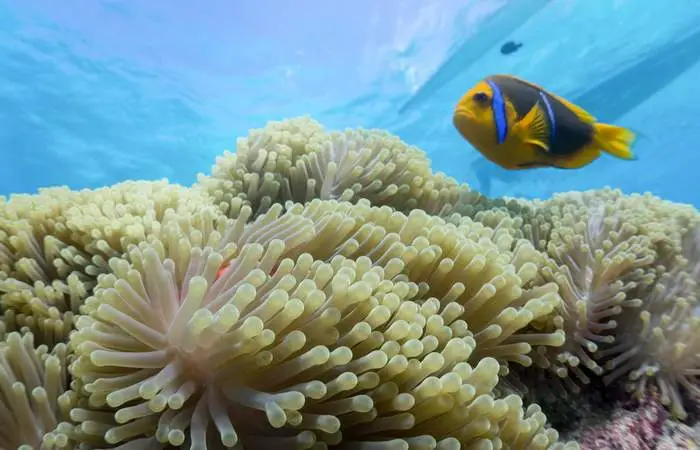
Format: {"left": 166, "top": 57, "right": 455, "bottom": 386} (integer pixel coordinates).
{"left": 215, "top": 260, "right": 280, "bottom": 281}
{"left": 452, "top": 74, "right": 637, "bottom": 170}
{"left": 215, "top": 263, "right": 231, "bottom": 281}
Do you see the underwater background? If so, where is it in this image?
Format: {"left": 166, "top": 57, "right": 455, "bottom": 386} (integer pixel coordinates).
{"left": 6, "top": 1, "right": 700, "bottom": 449}
{"left": 3, "top": 0, "right": 699, "bottom": 205}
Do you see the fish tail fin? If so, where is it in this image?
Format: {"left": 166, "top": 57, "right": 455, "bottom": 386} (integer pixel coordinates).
{"left": 593, "top": 123, "right": 637, "bottom": 160}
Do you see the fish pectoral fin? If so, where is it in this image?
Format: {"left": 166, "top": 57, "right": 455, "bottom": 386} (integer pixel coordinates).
{"left": 524, "top": 138, "right": 549, "bottom": 152}
{"left": 514, "top": 102, "right": 551, "bottom": 152}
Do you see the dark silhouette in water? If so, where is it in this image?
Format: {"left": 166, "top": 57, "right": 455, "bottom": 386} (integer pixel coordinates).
{"left": 397, "top": 0, "right": 550, "bottom": 114}
{"left": 500, "top": 41, "right": 523, "bottom": 55}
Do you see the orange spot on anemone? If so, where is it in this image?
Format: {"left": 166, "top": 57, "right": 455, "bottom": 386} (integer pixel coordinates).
{"left": 215, "top": 263, "right": 230, "bottom": 281}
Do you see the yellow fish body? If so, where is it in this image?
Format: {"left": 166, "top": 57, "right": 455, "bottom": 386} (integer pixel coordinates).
{"left": 452, "top": 74, "right": 636, "bottom": 170}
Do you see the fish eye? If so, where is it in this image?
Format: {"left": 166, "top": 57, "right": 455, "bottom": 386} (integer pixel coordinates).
{"left": 472, "top": 92, "right": 490, "bottom": 105}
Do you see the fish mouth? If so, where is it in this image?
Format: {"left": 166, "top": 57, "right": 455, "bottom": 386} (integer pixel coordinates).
{"left": 453, "top": 109, "right": 476, "bottom": 132}
{"left": 453, "top": 108, "right": 475, "bottom": 121}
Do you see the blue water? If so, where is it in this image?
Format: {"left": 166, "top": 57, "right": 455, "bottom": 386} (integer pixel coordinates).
{"left": 2, "top": 0, "right": 700, "bottom": 206}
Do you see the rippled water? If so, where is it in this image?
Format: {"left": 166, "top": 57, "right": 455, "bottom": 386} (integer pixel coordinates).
{"left": 2, "top": 0, "right": 700, "bottom": 206}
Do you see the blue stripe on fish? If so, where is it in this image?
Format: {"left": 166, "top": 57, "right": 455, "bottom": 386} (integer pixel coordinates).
{"left": 538, "top": 91, "right": 556, "bottom": 141}
{"left": 486, "top": 79, "right": 508, "bottom": 144}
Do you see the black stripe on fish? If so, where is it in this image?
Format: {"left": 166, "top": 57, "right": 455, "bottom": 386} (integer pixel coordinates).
{"left": 487, "top": 75, "right": 595, "bottom": 157}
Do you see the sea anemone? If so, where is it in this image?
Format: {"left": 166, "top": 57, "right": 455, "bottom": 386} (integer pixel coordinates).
{"left": 0, "top": 331, "right": 72, "bottom": 449}
{"left": 195, "top": 116, "right": 488, "bottom": 220}
{"left": 600, "top": 222, "right": 700, "bottom": 419}
{"left": 0, "top": 180, "right": 219, "bottom": 347}
{"left": 67, "top": 241, "right": 567, "bottom": 448}
{"left": 535, "top": 196, "right": 656, "bottom": 391}
{"left": 62, "top": 196, "right": 572, "bottom": 448}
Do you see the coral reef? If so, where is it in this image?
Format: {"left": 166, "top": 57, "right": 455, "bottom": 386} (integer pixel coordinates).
{"left": 575, "top": 391, "right": 700, "bottom": 450}
{"left": 578, "top": 392, "right": 668, "bottom": 450}
{"left": 1, "top": 115, "right": 700, "bottom": 449}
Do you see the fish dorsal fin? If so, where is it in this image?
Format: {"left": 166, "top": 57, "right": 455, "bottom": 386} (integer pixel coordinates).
{"left": 514, "top": 102, "right": 551, "bottom": 152}
{"left": 499, "top": 74, "right": 597, "bottom": 123}
{"left": 551, "top": 93, "right": 596, "bottom": 123}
